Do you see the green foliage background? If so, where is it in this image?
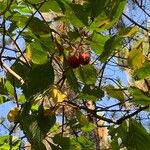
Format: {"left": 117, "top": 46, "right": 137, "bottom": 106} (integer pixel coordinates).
{"left": 0, "top": 0, "right": 150, "bottom": 149}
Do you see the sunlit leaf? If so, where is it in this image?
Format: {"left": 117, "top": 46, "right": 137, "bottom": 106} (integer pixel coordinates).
{"left": 89, "top": 32, "right": 110, "bottom": 54}
{"left": 26, "top": 42, "right": 48, "bottom": 64}
{"left": 128, "top": 42, "right": 145, "bottom": 70}
{"left": 90, "top": 0, "right": 127, "bottom": 31}
{"left": 119, "top": 27, "right": 139, "bottom": 37}
{"left": 50, "top": 85, "right": 67, "bottom": 103}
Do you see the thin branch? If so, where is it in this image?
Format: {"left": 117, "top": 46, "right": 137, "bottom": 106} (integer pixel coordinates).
{"left": 2, "top": 63, "right": 25, "bottom": 85}
{"left": 116, "top": 105, "right": 149, "bottom": 124}
{"left": 123, "top": 13, "right": 149, "bottom": 32}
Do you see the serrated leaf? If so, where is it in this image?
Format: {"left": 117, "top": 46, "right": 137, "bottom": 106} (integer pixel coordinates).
{"left": 20, "top": 104, "right": 56, "bottom": 150}
{"left": 65, "top": 3, "right": 89, "bottom": 27}
{"left": 23, "top": 63, "right": 54, "bottom": 98}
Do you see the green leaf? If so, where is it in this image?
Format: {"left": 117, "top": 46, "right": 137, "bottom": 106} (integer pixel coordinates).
{"left": 70, "top": 136, "right": 94, "bottom": 150}
{"left": 39, "top": 36, "right": 56, "bottom": 53}
{"left": 53, "top": 134, "right": 70, "bottom": 150}
{"left": 38, "top": 105, "right": 56, "bottom": 136}
{"left": 40, "top": 0, "right": 65, "bottom": 12}
{"left": 81, "top": 122, "right": 95, "bottom": 132}
{"left": 109, "top": 122, "right": 128, "bottom": 150}
{"left": 105, "top": 85, "right": 124, "bottom": 101}
{"left": 76, "top": 110, "right": 89, "bottom": 126}
{"left": 126, "top": 119, "right": 150, "bottom": 150}
{"left": 79, "top": 85, "right": 104, "bottom": 101}
{"left": 23, "top": 63, "right": 54, "bottom": 98}
{"left": 20, "top": 103, "right": 56, "bottom": 150}
{"left": 0, "top": 96, "right": 8, "bottom": 104}
{"left": 27, "top": 41, "right": 48, "bottom": 64}
{"left": 76, "top": 65, "right": 97, "bottom": 85}
{"left": 4, "top": 80, "right": 14, "bottom": 97}
{"left": 89, "top": 32, "right": 110, "bottom": 54}
{"left": 90, "top": 0, "right": 127, "bottom": 31}
{"left": 65, "top": 3, "right": 89, "bottom": 27}
{"left": 0, "top": 135, "right": 21, "bottom": 150}
{"left": 134, "top": 61, "right": 150, "bottom": 79}
{"left": 28, "top": 17, "right": 50, "bottom": 35}
{"left": 129, "top": 87, "right": 150, "bottom": 105}
{"left": 87, "top": 0, "right": 106, "bottom": 18}
{"left": 100, "top": 35, "right": 123, "bottom": 62}
{"left": 65, "top": 68, "right": 80, "bottom": 92}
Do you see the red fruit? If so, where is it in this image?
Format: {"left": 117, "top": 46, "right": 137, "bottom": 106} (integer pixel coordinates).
{"left": 79, "top": 52, "right": 90, "bottom": 65}
{"left": 68, "top": 55, "right": 80, "bottom": 68}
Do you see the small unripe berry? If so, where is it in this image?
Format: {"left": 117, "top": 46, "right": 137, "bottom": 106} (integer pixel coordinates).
{"left": 79, "top": 52, "right": 90, "bottom": 65}
{"left": 68, "top": 55, "right": 80, "bottom": 68}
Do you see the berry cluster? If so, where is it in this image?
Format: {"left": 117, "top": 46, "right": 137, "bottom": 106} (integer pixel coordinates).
{"left": 68, "top": 52, "right": 90, "bottom": 68}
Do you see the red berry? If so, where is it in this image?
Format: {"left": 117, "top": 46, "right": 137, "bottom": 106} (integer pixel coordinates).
{"left": 79, "top": 52, "right": 90, "bottom": 65}
{"left": 68, "top": 55, "right": 80, "bottom": 68}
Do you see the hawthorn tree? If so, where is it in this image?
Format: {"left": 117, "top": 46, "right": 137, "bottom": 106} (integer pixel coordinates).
{"left": 0, "top": 0, "right": 150, "bottom": 150}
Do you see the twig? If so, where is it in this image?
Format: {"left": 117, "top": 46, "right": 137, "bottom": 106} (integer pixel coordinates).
{"left": 116, "top": 105, "right": 149, "bottom": 124}
{"left": 2, "top": 63, "right": 25, "bottom": 85}
{"left": 122, "top": 13, "right": 149, "bottom": 32}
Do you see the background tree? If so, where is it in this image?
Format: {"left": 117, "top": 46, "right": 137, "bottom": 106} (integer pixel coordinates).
{"left": 0, "top": 0, "right": 150, "bottom": 150}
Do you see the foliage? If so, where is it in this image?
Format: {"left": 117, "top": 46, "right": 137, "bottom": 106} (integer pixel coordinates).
{"left": 0, "top": 0, "right": 150, "bottom": 149}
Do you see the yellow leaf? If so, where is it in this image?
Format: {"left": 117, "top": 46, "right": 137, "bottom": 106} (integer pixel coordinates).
{"left": 119, "top": 27, "right": 139, "bottom": 37}
{"left": 50, "top": 85, "right": 67, "bottom": 103}
{"left": 128, "top": 42, "right": 145, "bottom": 70}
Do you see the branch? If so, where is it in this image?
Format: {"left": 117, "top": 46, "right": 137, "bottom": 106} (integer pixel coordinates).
{"left": 116, "top": 105, "right": 149, "bottom": 124}
{"left": 65, "top": 101, "right": 115, "bottom": 124}
{"left": 122, "top": 13, "right": 149, "bottom": 32}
